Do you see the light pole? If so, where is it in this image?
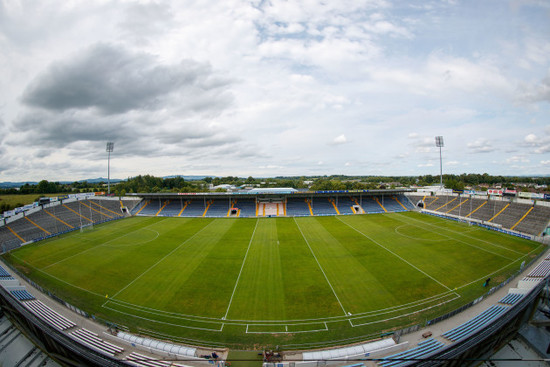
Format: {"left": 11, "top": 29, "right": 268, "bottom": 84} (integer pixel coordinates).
{"left": 106, "top": 142, "right": 114, "bottom": 195}
{"left": 435, "top": 136, "right": 444, "bottom": 189}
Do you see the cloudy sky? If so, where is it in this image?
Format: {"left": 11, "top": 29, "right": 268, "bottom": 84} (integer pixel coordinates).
{"left": 1, "top": 0, "right": 549, "bottom": 181}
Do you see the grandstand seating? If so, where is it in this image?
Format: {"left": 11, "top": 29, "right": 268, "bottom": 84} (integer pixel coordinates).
{"left": 1, "top": 216, "right": 48, "bottom": 244}
{"left": 286, "top": 198, "right": 311, "bottom": 216}
{"left": 513, "top": 205, "right": 550, "bottom": 235}
{"left": 23, "top": 299, "right": 76, "bottom": 330}
{"left": 0, "top": 199, "right": 127, "bottom": 250}
{"left": 408, "top": 194, "right": 550, "bottom": 236}
{"left": 69, "top": 328, "right": 124, "bottom": 357}
{"left": 422, "top": 196, "right": 441, "bottom": 210}
{"left": 179, "top": 200, "right": 207, "bottom": 217}
{"left": 396, "top": 195, "right": 416, "bottom": 210}
{"left": 526, "top": 260, "right": 550, "bottom": 278}
{"left": 311, "top": 198, "right": 337, "bottom": 215}
{"left": 125, "top": 352, "right": 178, "bottom": 367}
{"left": 45, "top": 204, "right": 90, "bottom": 228}
{"left": 263, "top": 202, "right": 278, "bottom": 216}
{"left": 490, "top": 202, "right": 526, "bottom": 228}
{"left": 10, "top": 289, "right": 35, "bottom": 301}
{"left": 89, "top": 199, "right": 125, "bottom": 217}
{"left": 205, "top": 199, "right": 231, "bottom": 217}
{"left": 0, "top": 227, "right": 23, "bottom": 250}
{"left": 0, "top": 265, "right": 12, "bottom": 277}
{"left": 233, "top": 199, "right": 256, "bottom": 217}
{"left": 25, "top": 210, "right": 71, "bottom": 235}
{"left": 336, "top": 197, "right": 355, "bottom": 215}
{"left": 442, "top": 305, "right": 508, "bottom": 342}
{"left": 64, "top": 200, "right": 113, "bottom": 223}
{"left": 382, "top": 197, "right": 408, "bottom": 213}
{"left": 159, "top": 200, "right": 186, "bottom": 216}
{"left": 443, "top": 198, "right": 469, "bottom": 216}
{"left": 137, "top": 199, "right": 164, "bottom": 216}
{"left": 360, "top": 197, "right": 385, "bottom": 214}
{"left": 378, "top": 338, "right": 445, "bottom": 367}
{"left": 498, "top": 293, "right": 523, "bottom": 305}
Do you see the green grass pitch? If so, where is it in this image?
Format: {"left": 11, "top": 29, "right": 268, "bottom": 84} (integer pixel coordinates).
{"left": 3, "top": 212, "right": 544, "bottom": 349}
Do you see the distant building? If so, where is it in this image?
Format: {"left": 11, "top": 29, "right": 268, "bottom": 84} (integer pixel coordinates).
{"left": 210, "top": 184, "right": 237, "bottom": 192}
{"left": 246, "top": 188, "right": 298, "bottom": 194}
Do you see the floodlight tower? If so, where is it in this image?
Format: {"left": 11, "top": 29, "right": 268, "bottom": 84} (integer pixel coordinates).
{"left": 435, "top": 136, "right": 444, "bottom": 189}
{"left": 106, "top": 142, "right": 114, "bottom": 195}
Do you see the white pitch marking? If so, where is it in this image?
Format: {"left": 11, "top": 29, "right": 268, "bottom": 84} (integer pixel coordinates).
{"left": 223, "top": 218, "right": 260, "bottom": 320}
{"left": 337, "top": 216, "right": 453, "bottom": 291}
{"left": 107, "top": 219, "right": 217, "bottom": 302}
{"left": 294, "top": 218, "right": 348, "bottom": 315}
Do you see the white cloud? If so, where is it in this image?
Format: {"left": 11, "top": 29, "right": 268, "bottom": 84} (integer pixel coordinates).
{"left": 506, "top": 155, "right": 530, "bottom": 164}
{"left": 467, "top": 138, "right": 495, "bottom": 154}
{"left": 332, "top": 134, "right": 348, "bottom": 145}
{"left": 1, "top": 0, "right": 550, "bottom": 180}
{"left": 522, "top": 129, "right": 550, "bottom": 154}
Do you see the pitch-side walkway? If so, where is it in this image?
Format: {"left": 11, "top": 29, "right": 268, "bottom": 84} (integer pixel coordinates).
{"left": 0, "top": 258, "right": 228, "bottom": 365}
{"left": 283, "top": 247, "right": 550, "bottom": 366}
{"left": 399, "top": 247, "right": 550, "bottom": 349}
{"left": 2, "top": 245, "right": 549, "bottom": 366}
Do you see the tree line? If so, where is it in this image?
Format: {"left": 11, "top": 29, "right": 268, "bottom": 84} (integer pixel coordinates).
{"left": 1, "top": 173, "right": 548, "bottom": 199}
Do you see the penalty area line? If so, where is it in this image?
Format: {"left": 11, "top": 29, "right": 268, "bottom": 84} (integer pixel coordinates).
{"left": 103, "top": 304, "right": 224, "bottom": 332}
{"left": 104, "top": 219, "right": 217, "bottom": 306}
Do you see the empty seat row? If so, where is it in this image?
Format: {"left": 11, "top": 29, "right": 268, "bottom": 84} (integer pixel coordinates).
{"left": 23, "top": 299, "right": 76, "bottom": 331}
{"left": 336, "top": 197, "right": 356, "bottom": 215}
{"left": 69, "top": 328, "right": 123, "bottom": 357}
{"left": 0, "top": 266, "right": 11, "bottom": 278}
{"left": 526, "top": 260, "right": 550, "bottom": 278}
{"left": 378, "top": 338, "right": 445, "bottom": 367}
{"left": 498, "top": 293, "right": 523, "bottom": 305}
{"left": 442, "top": 305, "right": 508, "bottom": 342}
{"left": 311, "top": 199, "right": 337, "bottom": 215}
{"left": 126, "top": 352, "right": 172, "bottom": 367}
{"left": 10, "top": 289, "right": 35, "bottom": 301}
{"left": 233, "top": 199, "right": 256, "bottom": 217}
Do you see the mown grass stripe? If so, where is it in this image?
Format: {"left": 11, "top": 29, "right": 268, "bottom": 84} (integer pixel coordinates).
{"left": 294, "top": 217, "right": 348, "bottom": 316}
{"left": 336, "top": 216, "right": 453, "bottom": 291}
{"left": 108, "top": 219, "right": 217, "bottom": 301}
{"left": 223, "top": 218, "right": 259, "bottom": 319}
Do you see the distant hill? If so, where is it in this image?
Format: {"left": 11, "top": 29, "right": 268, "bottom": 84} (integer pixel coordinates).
{"left": 0, "top": 175, "right": 211, "bottom": 188}
{"left": 161, "top": 175, "right": 212, "bottom": 181}
{"left": 0, "top": 181, "right": 39, "bottom": 188}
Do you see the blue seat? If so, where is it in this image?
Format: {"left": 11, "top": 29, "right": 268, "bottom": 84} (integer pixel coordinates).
{"left": 498, "top": 293, "right": 523, "bottom": 305}
{"left": 11, "top": 289, "right": 35, "bottom": 301}
{"left": 443, "top": 305, "right": 508, "bottom": 342}
{"left": 0, "top": 266, "right": 11, "bottom": 277}
{"left": 379, "top": 338, "right": 444, "bottom": 366}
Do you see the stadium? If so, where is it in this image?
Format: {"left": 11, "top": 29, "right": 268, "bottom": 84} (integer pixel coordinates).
{"left": 0, "top": 187, "right": 549, "bottom": 366}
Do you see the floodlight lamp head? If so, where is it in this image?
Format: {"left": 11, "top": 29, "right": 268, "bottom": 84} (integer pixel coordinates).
{"left": 435, "top": 136, "right": 444, "bottom": 148}
{"left": 106, "top": 142, "right": 114, "bottom": 152}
